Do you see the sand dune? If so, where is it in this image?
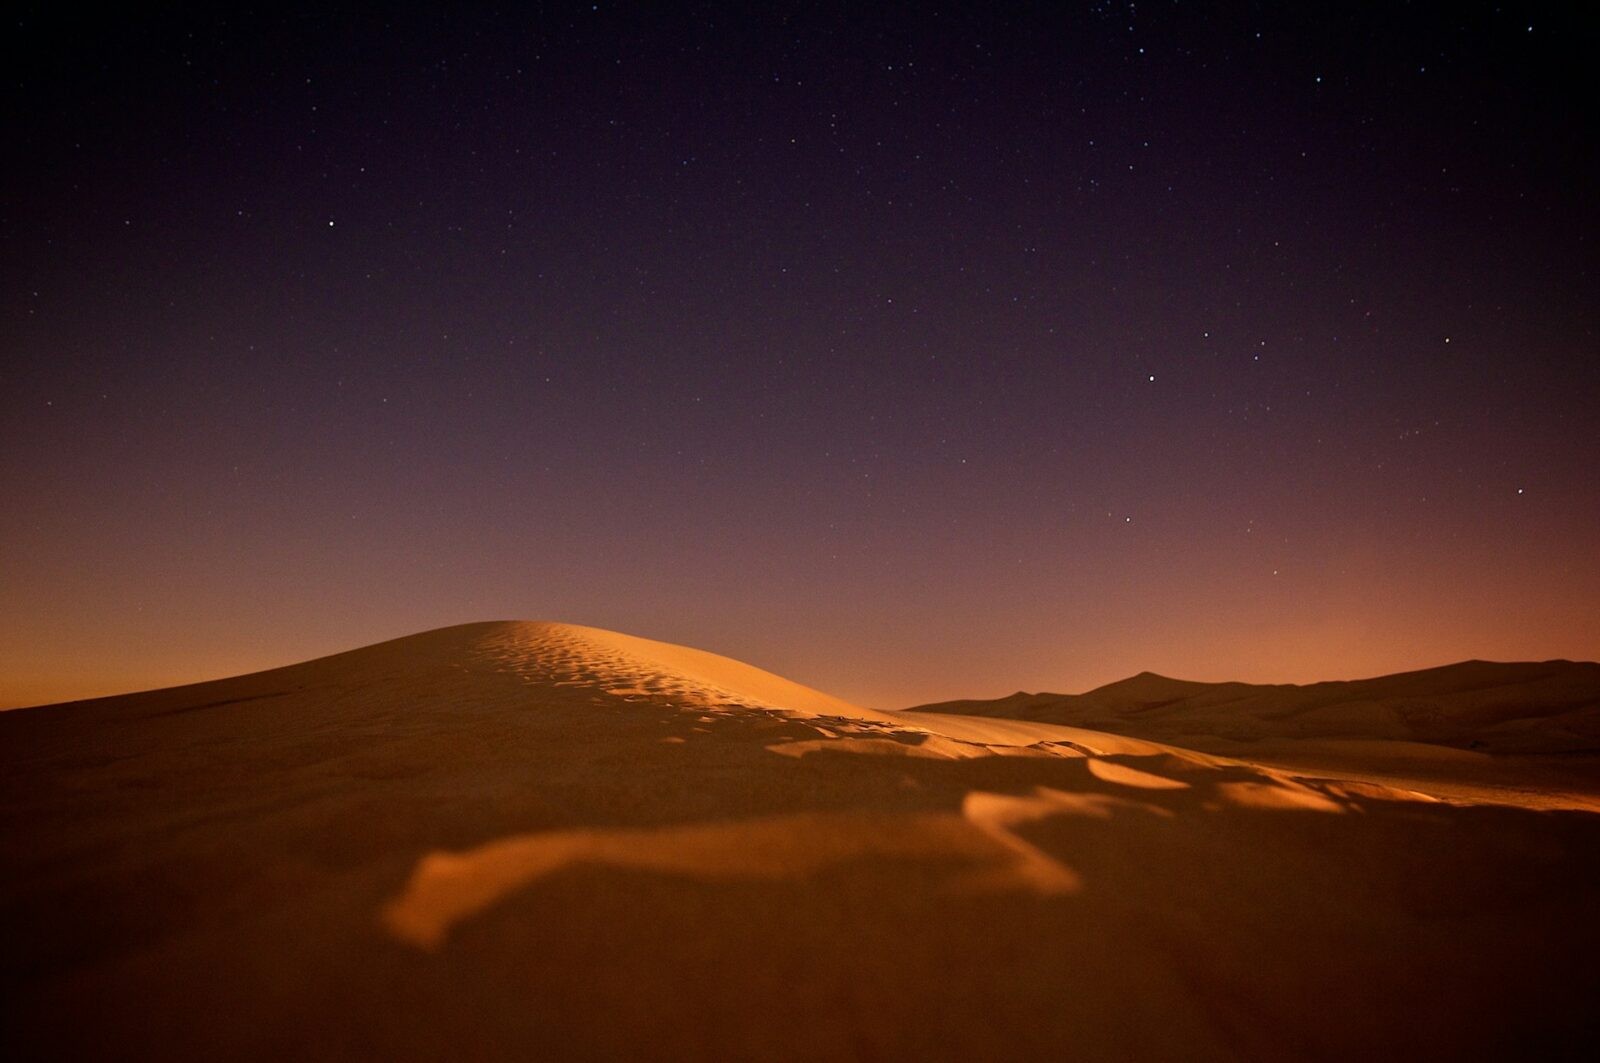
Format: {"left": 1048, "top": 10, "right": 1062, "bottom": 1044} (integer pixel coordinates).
{"left": 907, "top": 660, "right": 1600, "bottom": 753}
{"left": 3, "top": 622, "right": 1599, "bottom": 1059}
{"left": 907, "top": 659, "right": 1600, "bottom": 811}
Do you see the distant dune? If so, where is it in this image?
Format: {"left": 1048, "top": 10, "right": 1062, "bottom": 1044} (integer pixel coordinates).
{"left": 3, "top": 622, "right": 1599, "bottom": 1060}
{"left": 908, "top": 659, "right": 1600, "bottom": 754}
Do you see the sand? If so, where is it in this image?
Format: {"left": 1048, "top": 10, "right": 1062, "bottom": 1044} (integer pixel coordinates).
{"left": 3, "top": 621, "right": 1598, "bottom": 1059}
{"left": 909, "top": 660, "right": 1600, "bottom": 754}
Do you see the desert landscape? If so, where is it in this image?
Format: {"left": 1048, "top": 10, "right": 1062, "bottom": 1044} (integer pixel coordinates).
{"left": 7, "top": 6, "right": 1596, "bottom": 1060}
{"left": 3, "top": 621, "right": 1598, "bottom": 1059}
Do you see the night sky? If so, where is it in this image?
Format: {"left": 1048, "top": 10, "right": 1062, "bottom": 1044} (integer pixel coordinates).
{"left": 4, "top": 3, "right": 1596, "bottom": 709}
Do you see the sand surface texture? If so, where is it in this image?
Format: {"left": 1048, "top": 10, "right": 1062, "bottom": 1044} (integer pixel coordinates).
{"left": 3, "top": 621, "right": 1598, "bottom": 1059}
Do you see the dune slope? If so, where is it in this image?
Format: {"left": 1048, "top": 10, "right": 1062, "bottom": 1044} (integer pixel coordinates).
{"left": 3, "top": 623, "right": 1599, "bottom": 1060}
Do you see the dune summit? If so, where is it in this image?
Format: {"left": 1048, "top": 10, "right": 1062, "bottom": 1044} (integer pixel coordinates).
{"left": 3, "top": 622, "right": 1599, "bottom": 1060}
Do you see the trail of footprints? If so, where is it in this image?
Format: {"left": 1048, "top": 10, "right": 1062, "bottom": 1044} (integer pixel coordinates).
{"left": 472, "top": 623, "right": 779, "bottom": 713}
{"left": 461, "top": 622, "right": 1097, "bottom": 764}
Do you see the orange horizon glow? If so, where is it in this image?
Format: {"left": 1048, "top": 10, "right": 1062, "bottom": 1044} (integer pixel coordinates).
{"left": 6, "top": 587, "right": 1596, "bottom": 712}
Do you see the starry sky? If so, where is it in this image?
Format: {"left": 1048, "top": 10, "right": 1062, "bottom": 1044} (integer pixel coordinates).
{"left": 3, "top": 3, "right": 1596, "bottom": 709}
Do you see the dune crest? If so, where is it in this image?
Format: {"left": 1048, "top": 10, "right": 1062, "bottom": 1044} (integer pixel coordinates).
{"left": 471, "top": 621, "right": 892, "bottom": 721}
